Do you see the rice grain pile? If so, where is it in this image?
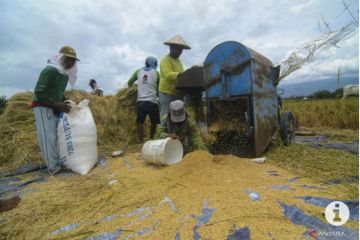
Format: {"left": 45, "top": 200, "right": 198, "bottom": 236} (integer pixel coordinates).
{"left": 0, "top": 151, "right": 357, "bottom": 239}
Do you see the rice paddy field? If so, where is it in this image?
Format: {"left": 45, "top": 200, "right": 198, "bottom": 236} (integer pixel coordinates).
{"left": 282, "top": 98, "right": 358, "bottom": 129}
{"left": 0, "top": 91, "right": 358, "bottom": 239}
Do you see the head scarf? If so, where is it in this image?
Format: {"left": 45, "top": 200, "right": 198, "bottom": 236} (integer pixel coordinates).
{"left": 46, "top": 53, "right": 78, "bottom": 87}
{"left": 142, "top": 56, "right": 157, "bottom": 71}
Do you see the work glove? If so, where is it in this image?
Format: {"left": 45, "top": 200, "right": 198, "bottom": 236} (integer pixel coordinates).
{"left": 52, "top": 102, "right": 71, "bottom": 113}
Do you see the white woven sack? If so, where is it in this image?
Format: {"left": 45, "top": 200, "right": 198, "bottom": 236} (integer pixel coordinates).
{"left": 57, "top": 99, "right": 97, "bottom": 175}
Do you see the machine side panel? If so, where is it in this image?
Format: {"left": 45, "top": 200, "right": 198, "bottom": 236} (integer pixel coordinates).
{"left": 252, "top": 62, "right": 278, "bottom": 156}
{"left": 228, "top": 65, "right": 252, "bottom": 96}
{"left": 204, "top": 41, "right": 252, "bottom": 87}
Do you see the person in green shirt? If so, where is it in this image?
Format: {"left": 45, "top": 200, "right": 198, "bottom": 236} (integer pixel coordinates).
{"left": 30, "top": 46, "right": 79, "bottom": 175}
{"left": 159, "top": 35, "right": 191, "bottom": 122}
{"left": 157, "top": 100, "right": 206, "bottom": 154}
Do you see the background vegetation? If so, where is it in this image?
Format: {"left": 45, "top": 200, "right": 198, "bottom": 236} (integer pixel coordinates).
{"left": 282, "top": 98, "right": 358, "bottom": 129}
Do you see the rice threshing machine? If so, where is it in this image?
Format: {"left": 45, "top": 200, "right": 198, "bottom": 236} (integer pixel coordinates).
{"left": 176, "top": 41, "right": 295, "bottom": 157}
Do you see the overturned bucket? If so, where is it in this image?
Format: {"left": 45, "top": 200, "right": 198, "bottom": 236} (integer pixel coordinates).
{"left": 141, "top": 138, "right": 183, "bottom": 165}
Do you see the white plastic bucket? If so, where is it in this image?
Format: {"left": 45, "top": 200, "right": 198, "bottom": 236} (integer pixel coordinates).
{"left": 141, "top": 137, "right": 183, "bottom": 165}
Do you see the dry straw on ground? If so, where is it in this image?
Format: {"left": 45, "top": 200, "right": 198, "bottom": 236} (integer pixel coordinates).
{"left": 266, "top": 136, "right": 359, "bottom": 199}
{"left": 0, "top": 92, "right": 40, "bottom": 169}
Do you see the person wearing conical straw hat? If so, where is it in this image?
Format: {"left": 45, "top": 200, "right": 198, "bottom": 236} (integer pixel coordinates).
{"left": 29, "top": 46, "right": 79, "bottom": 175}
{"left": 159, "top": 34, "right": 190, "bottom": 123}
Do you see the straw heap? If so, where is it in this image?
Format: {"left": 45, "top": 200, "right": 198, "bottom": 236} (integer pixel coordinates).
{"left": 0, "top": 87, "right": 141, "bottom": 170}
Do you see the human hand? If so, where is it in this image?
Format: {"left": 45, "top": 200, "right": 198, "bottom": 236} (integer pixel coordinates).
{"left": 170, "top": 133, "right": 178, "bottom": 139}
{"left": 52, "top": 102, "right": 71, "bottom": 113}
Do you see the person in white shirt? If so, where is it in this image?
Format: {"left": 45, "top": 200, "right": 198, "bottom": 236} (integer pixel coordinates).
{"left": 89, "top": 79, "right": 104, "bottom": 96}
{"left": 128, "top": 56, "right": 160, "bottom": 143}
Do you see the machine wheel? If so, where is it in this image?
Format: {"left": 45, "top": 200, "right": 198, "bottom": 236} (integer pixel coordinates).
{"left": 280, "top": 112, "right": 295, "bottom": 146}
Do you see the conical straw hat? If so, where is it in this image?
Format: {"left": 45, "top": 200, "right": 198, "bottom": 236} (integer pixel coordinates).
{"left": 164, "top": 35, "right": 191, "bottom": 49}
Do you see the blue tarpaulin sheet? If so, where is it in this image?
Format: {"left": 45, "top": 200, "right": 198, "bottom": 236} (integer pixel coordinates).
{"left": 192, "top": 199, "right": 215, "bottom": 240}
{"left": 226, "top": 226, "right": 250, "bottom": 240}
{"left": 298, "top": 196, "right": 359, "bottom": 221}
{"left": 280, "top": 202, "right": 358, "bottom": 240}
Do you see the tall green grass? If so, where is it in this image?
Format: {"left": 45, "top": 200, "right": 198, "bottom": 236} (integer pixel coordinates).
{"left": 282, "top": 98, "right": 358, "bottom": 129}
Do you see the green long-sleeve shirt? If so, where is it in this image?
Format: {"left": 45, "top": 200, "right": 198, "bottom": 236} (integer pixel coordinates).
{"left": 159, "top": 54, "right": 184, "bottom": 96}
{"left": 33, "top": 66, "right": 68, "bottom": 106}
